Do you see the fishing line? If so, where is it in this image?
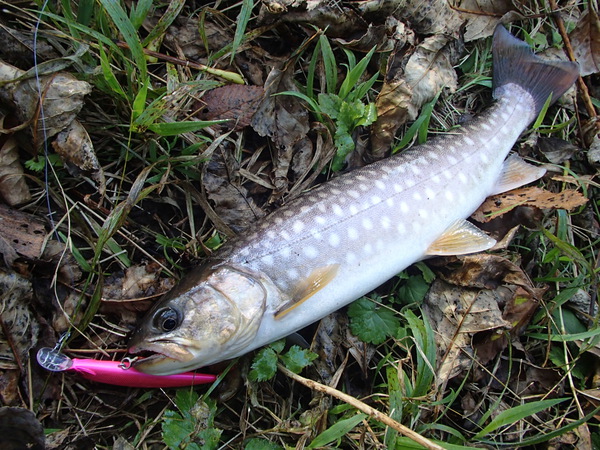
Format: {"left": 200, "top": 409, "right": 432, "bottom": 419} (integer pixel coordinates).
{"left": 33, "top": 0, "right": 58, "bottom": 239}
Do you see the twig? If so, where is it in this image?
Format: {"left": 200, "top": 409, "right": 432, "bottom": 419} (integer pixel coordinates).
{"left": 548, "top": 0, "right": 599, "bottom": 131}
{"left": 278, "top": 364, "right": 445, "bottom": 450}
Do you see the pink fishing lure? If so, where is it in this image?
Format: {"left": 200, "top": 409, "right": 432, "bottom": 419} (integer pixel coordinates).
{"left": 37, "top": 347, "right": 216, "bottom": 388}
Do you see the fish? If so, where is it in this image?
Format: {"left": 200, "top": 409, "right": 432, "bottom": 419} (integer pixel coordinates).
{"left": 128, "top": 25, "right": 579, "bottom": 375}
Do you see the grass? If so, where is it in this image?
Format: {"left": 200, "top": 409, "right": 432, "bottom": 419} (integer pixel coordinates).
{"left": 0, "top": 0, "right": 597, "bottom": 448}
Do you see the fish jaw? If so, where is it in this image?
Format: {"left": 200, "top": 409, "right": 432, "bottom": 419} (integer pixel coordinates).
{"left": 128, "top": 264, "right": 277, "bottom": 375}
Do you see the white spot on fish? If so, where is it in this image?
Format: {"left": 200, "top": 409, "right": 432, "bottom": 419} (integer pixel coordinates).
{"left": 413, "top": 192, "right": 422, "bottom": 201}
{"left": 332, "top": 204, "right": 344, "bottom": 216}
{"left": 287, "top": 268, "right": 299, "bottom": 279}
{"left": 362, "top": 218, "right": 373, "bottom": 230}
{"left": 375, "top": 180, "right": 386, "bottom": 190}
{"left": 429, "top": 152, "right": 440, "bottom": 160}
{"left": 267, "top": 230, "right": 277, "bottom": 239}
{"left": 348, "top": 227, "right": 359, "bottom": 240}
{"left": 397, "top": 165, "right": 407, "bottom": 174}
{"left": 464, "top": 136, "right": 475, "bottom": 146}
{"left": 348, "top": 190, "right": 360, "bottom": 199}
{"left": 443, "top": 170, "right": 452, "bottom": 180}
{"left": 304, "top": 246, "right": 319, "bottom": 258}
{"left": 381, "top": 216, "right": 391, "bottom": 229}
{"left": 447, "top": 155, "right": 458, "bottom": 165}
{"left": 349, "top": 205, "right": 359, "bottom": 215}
{"left": 292, "top": 220, "right": 304, "bottom": 233}
{"left": 411, "top": 165, "right": 421, "bottom": 175}
{"left": 425, "top": 188, "right": 435, "bottom": 199}
{"left": 458, "top": 173, "right": 468, "bottom": 184}
{"left": 386, "top": 198, "right": 395, "bottom": 207}
{"left": 448, "top": 146, "right": 457, "bottom": 153}
{"left": 280, "top": 246, "right": 291, "bottom": 259}
{"left": 481, "top": 122, "right": 492, "bottom": 131}
{"left": 331, "top": 188, "right": 341, "bottom": 195}
{"left": 400, "top": 202, "right": 409, "bottom": 213}
{"left": 371, "top": 195, "right": 382, "bottom": 205}
{"left": 318, "top": 203, "right": 327, "bottom": 213}
{"left": 283, "top": 210, "right": 295, "bottom": 218}
{"left": 490, "top": 136, "right": 500, "bottom": 146}
{"left": 397, "top": 223, "right": 406, "bottom": 234}
{"left": 480, "top": 153, "right": 489, "bottom": 163}
{"left": 419, "top": 209, "right": 429, "bottom": 219}
{"left": 445, "top": 191, "right": 454, "bottom": 201}
{"left": 432, "top": 175, "right": 441, "bottom": 184}
{"left": 359, "top": 184, "right": 369, "bottom": 192}
{"left": 261, "top": 254, "right": 274, "bottom": 266}
{"left": 393, "top": 184, "right": 402, "bottom": 193}
{"left": 363, "top": 243, "right": 373, "bottom": 254}
{"left": 501, "top": 111, "right": 510, "bottom": 120}
{"left": 356, "top": 175, "right": 368, "bottom": 182}
{"left": 317, "top": 191, "right": 328, "bottom": 199}
{"left": 315, "top": 216, "right": 327, "bottom": 225}
{"left": 300, "top": 205, "right": 311, "bottom": 213}
{"left": 281, "top": 231, "right": 291, "bottom": 240}
{"left": 328, "top": 233, "right": 340, "bottom": 247}
{"left": 405, "top": 179, "right": 416, "bottom": 188}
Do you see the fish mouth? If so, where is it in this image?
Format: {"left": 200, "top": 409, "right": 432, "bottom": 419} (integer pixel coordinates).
{"left": 128, "top": 341, "right": 197, "bottom": 374}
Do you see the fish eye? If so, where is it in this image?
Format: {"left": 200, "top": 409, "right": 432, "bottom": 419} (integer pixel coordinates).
{"left": 154, "top": 308, "right": 180, "bottom": 332}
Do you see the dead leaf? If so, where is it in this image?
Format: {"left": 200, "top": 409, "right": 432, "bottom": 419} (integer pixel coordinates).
{"left": 202, "top": 147, "right": 265, "bottom": 233}
{"left": 570, "top": 7, "right": 600, "bottom": 76}
{"left": 101, "top": 263, "right": 175, "bottom": 302}
{"left": 251, "top": 67, "right": 310, "bottom": 199}
{"left": 0, "top": 407, "right": 45, "bottom": 449}
{"left": 52, "top": 119, "right": 105, "bottom": 193}
{"left": 537, "top": 136, "right": 579, "bottom": 164}
{"left": 371, "top": 34, "right": 460, "bottom": 158}
{"left": 0, "top": 135, "right": 31, "bottom": 205}
{"left": 195, "top": 85, "right": 264, "bottom": 131}
{"left": 472, "top": 187, "right": 588, "bottom": 223}
{"left": 0, "top": 204, "right": 46, "bottom": 265}
{"left": 0, "top": 270, "right": 37, "bottom": 370}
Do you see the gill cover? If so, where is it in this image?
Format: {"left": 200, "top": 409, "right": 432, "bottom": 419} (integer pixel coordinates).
{"left": 129, "top": 264, "right": 267, "bottom": 374}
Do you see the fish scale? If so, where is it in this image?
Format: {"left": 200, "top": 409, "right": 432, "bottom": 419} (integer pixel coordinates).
{"left": 129, "top": 25, "right": 579, "bottom": 375}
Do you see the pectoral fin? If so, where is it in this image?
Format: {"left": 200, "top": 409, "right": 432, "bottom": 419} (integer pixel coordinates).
{"left": 426, "top": 219, "right": 496, "bottom": 256}
{"left": 490, "top": 154, "right": 546, "bottom": 195}
{"left": 275, "top": 264, "right": 340, "bottom": 319}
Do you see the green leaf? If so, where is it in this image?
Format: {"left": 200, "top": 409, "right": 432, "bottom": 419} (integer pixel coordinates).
{"left": 280, "top": 346, "right": 318, "bottom": 374}
{"left": 231, "top": 0, "right": 254, "bottom": 64}
{"left": 396, "top": 274, "right": 430, "bottom": 305}
{"left": 244, "top": 438, "right": 284, "bottom": 450}
{"left": 307, "top": 413, "right": 367, "bottom": 448}
{"left": 348, "top": 297, "right": 401, "bottom": 344}
{"left": 174, "top": 389, "right": 199, "bottom": 413}
{"left": 319, "top": 35, "right": 337, "bottom": 94}
{"left": 339, "top": 46, "right": 376, "bottom": 101}
{"left": 162, "top": 410, "right": 192, "bottom": 449}
{"left": 249, "top": 347, "right": 278, "bottom": 381}
{"left": 473, "top": 398, "right": 568, "bottom": 440}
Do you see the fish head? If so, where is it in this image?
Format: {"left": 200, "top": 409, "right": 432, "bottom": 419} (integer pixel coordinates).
{"left": 128, "top": 263, "right": 268, "bottom": 375}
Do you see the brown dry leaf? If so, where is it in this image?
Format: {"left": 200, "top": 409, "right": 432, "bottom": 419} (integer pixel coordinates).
{"left": 0, "top": 270, "right": 37, "bottom": 370}
{"left": 101, "top": 263, "right": 175, "bottom": 303}
{"left": 251, "top": 67, "right": 310, "bottom": 199}
{"left": 0, "top": 407, "right": 45, "bottom": 449}
{"left": 0, "top": 61, "right": 92, "bottom": 147}
{"left": 424, "top": 254, "right": 542, "bottom": 385}
{"left": 0, "top": 204, "right": 46, "bottom": 266}
{"left": 460, "top": 0, "right": 517, "bottom": 42}
{"left": 570, "top": 7, "right": 600, "bottom": 76}
{"left": 52, "top": 119, "right": 105, "bottom": 193}
{"left": 472, "top": 187, "right": 588, "bottom": 223}
{"left": 202, "top": 148, "right": 266, "bottom": 233}
{"left": 537, "top": 136, "right": 578, "bottom": 164}
{"left": 195, "top": 85, "right": 264, "bottom": 131}
{"left": 371, "top": 34, "right": 460, "bottom": 158}
{"left": 0, "top": 135, "right": 31, "bottom": 205}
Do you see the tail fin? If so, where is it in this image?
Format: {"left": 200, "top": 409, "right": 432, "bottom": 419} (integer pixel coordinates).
{"left": 492, "top": 25, "right": 579, "bottom": 116}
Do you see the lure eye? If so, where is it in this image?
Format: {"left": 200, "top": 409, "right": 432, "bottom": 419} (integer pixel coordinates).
{"left": 154, "top": 308, "right": 180, "bottom": 332}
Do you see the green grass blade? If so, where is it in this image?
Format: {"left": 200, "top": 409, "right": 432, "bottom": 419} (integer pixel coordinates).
{"left": 76, "top": 0, "right": 94, "bottom": 26}
{"left": 339, "top": 46, "right": 375, "bottom": 101}
{"left": 142, "top": 0, "right": 184, "bottom": 48}
{"left": 472, "top": 398, "right": 567, "bottom": 440}
{"left": 130, "top": 0, "right": 154, "bottom": 30}
{"left": 392, "top": 91, "right": 441, "bottom": 153}
{"left": 319, "top": 34, "right": 337, "bottom": 95}
{"left": 306, "top": 39, "right": 322, "bottom": 102}
{"left": 147, "top": 120, "right": 229, "bottom": 136}
{"left": 98, "top": 0, "right": 147, "bottom": 79}
{"left": 306, "top": 413, "right": 367, "bottom": 448}
{"left": 532, "top": 92, "right": 554, "bottom": 129}
{"left": 351, "top": 71, "right": 379, "bottom": 104}
{"left": 98, "top": 44, "right": 127, "bottom": 100}
{"left": 230, "top": 0, "right": 254, "bottom": 64}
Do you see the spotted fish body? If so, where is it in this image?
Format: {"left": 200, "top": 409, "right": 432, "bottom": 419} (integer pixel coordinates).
{"left": 129, "top": 26, "right": 579, "bottom": 375}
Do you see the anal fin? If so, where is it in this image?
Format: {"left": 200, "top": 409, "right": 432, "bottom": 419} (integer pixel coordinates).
{"left": 490, "top": 154, "right": 546, "bottom": 195}
{"left": 275, "top": 264, "right": 340, "bottom": 319}
{"left": 426, "top": 219, "right": 496, "bottom": 256}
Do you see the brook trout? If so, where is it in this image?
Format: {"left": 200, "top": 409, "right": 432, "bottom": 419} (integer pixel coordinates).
{"left": 129, "top": 25, "right": 579, "bottom": 375}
